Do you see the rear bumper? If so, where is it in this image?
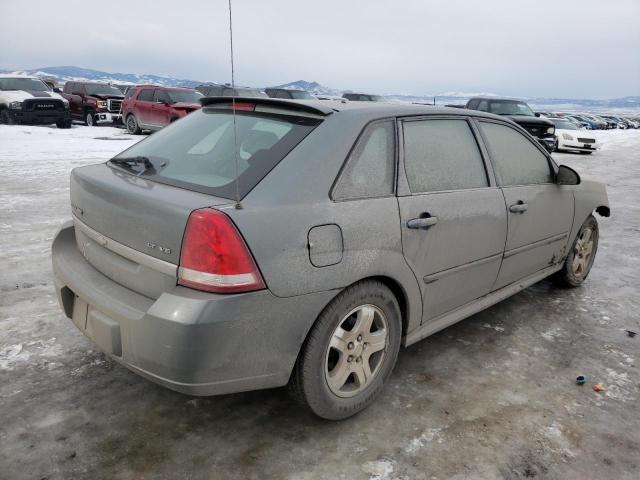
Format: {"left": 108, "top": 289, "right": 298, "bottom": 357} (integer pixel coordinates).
{"left": 7, "top": 109, "right": 70, "bottom": 125}
{"left": 52, "top": 221, "right": 335, "bottom": 396}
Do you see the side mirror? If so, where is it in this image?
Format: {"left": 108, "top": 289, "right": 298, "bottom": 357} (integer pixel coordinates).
{"left": 535, "top": 112, "right": 541, "bottom": 117}
{"left": 53, "top": 87, "right": 61, "bottom": 93}
{"left": 557, "top": 165, "right": 581, "bottom": 185}
{"left": 72, "top": 91, "right": 83, "bottom": 97}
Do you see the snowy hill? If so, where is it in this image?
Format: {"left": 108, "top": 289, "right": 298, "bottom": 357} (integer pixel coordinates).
{"left": 268, "top": 80, "right": 342, "bottom": 96}
{"left": 2, "top": 66, "right": 206, "bottom": 87}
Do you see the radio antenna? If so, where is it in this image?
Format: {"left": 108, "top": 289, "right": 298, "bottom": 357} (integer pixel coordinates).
{"left": 227, "top": 0, "right": 241, "bottom": 208}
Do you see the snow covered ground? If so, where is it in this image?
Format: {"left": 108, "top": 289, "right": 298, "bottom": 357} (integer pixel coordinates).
{"left": 0, "top": 124, "right": 639, "bottom": 479}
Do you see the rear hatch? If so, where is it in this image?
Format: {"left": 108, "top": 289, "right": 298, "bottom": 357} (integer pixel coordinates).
{"left": 70, "top": 99, "right": 325, "bottom": 298}
{"left": 70, "top": 165, "right": 232, "bottom": 298}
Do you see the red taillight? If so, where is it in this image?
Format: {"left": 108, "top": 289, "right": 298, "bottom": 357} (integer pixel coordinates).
{"left": 178, "top": 208, "right": 265, "bottom": 293}
{"left": 220, "top": 102, "right": 255, "bottom": 111}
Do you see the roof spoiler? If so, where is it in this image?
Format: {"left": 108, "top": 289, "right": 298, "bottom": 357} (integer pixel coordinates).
{"left": 200, "top": 96, "right": 334, "bottom": 116}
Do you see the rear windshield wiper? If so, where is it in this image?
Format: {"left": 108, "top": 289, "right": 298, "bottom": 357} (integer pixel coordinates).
{"left": 109, "top": 156, "right": 155, "bottom": 174}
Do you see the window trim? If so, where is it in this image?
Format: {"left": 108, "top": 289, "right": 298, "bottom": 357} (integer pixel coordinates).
{"left": 398, "top": 115, "right": 494, "bottom": 196}
{"left": 329, "top": 118, "right": 399, "bottom": 202}
{"left": 474, "top": 118, "right": 558, "bottom": 187}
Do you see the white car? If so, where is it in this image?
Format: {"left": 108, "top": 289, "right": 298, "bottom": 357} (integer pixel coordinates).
{"left": 0, "top": 74, "right": 71, "bottom": 128}
{"left": 549, "top": 117, "right": 600, "bottom": 154}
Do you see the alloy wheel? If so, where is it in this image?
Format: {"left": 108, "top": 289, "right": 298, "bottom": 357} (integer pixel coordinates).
{"left": 325, "top": 304, "right": 388, "bottom": 398}
{"left": 572, "top": 226, "right": 595, "bottom": 277}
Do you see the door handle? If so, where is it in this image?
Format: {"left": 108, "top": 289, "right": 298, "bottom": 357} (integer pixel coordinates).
{"left": 509, "top": 202, "right": 528, "bottom": 213}
{"left": 407, "top": 216, "right": 438, "bottom": 230}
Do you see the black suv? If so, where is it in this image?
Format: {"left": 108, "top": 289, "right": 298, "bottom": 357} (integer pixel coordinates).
{"left": 342, "top": 93, "right": 385, "bottom": 102}
{"left": 265, "top": 88, "right": 316, "bottom": 100}
{"left": 196, "top": 84, "right": 267, "bottom": 98}
{"left": 465, "top": 97, "right": 555, "bottom": 152}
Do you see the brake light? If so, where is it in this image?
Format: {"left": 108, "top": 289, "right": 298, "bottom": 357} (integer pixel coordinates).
{"left": 178, "top": 208, "right": 265, "bottom": 293}
{"left": 221, "top": 102, "right": 255, "bottom": 111}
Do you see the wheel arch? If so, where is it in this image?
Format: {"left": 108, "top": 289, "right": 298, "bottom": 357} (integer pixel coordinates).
{"left": 595, "top": 205, "right": 610, "bottom": 217}
{"left": 287, "top": 274, "right": 413, "bottom": 385}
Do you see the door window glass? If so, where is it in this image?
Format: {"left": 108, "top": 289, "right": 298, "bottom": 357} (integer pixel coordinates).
{"left": 403, "top": 119, "right": 488, "bottom": 193}
{"left": 479, "top": 121, "right": 553, "bottom": 185}
{"left": 137, "top": 89, "right": 154, "bottom": 102}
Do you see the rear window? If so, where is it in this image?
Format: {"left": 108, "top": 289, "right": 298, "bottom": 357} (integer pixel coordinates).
{"left": 110, "top": 108, "right": 320, "bottom": 199}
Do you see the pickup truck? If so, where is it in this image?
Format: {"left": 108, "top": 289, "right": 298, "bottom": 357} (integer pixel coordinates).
{"left": 464, "top": 97, "right": 556, "bottom": 152}
{"left": 60, "top": 81, "right": 124, "bottom": 126}
{"left": 0, "top": 74, "right": 71, "bottom": 128}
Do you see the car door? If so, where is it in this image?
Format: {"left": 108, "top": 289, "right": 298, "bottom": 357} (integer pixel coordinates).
{"left": 135, "top": 88, "right": 155, "bottom": 126}
{"left": 476, "top": 120, "right": 574, "bottom": 289}
{"left": 397, "top": 117, "right": 508, "bottom": 322}
{"left": 66, "top": 82, "right": 83, "bottom": 119}
{"left": 152, "top": 89, "right": 171, "bottom": 126}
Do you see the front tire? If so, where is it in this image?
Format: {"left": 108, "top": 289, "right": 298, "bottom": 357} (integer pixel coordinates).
{"left": 580, "top": 151, "right": 593, "bottom": 155}
{"left": 56, "top": 119, "right": 72, "bottom": 129}
{"left": 126, "top": 114, "right": 141, "bottom": 134}
{"left": 553, "top": 215, "right": 599, "bottom": 288}
{"left": 290, "top": 280, "right": 402, "bottom": 420}
{"left": 85, "top": 110, "right": 95, "bottom": 127}
{"left": 0, "top": 109, "right": 15, "bottom": 125}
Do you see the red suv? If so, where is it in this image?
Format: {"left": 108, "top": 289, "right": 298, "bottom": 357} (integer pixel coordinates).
{"left": 122, "top": 86, "right": 203, "bottom": 134}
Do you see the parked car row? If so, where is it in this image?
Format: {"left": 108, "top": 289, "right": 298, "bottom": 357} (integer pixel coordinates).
{"left": 540, "top": 111, "right": 640, "bottom": 130}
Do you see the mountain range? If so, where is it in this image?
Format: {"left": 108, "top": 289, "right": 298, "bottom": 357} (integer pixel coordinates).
{"left": 2, "top": 66, "right": 638, "bottom": 112}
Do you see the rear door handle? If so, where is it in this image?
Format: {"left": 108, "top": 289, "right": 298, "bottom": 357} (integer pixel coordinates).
{"left": 509, "top": 202, "right": 528, "bottom": 213}
{"left": 407, "top": 216, "right": 438, "bottom": 229}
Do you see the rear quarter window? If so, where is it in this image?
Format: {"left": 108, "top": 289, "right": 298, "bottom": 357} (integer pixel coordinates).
{"left": 332, "top": 120, "right": 396, "bottom": 200}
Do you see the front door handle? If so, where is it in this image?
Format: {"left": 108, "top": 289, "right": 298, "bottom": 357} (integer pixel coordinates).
{"left": 509, "top": 202, "right": 528, "bottom": 213}
{"left": 407, "top": 216, "right": 438, "bottom": 230}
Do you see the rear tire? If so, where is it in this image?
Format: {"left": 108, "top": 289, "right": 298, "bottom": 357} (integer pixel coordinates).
{"left": 289, "top": 280, "right": 402, "bottom": 420}
{"left": 126, "top": 114, "right": 141, "bottom": 134}
{"left": 553, "top": 215, "right": 599, "bottom": 288}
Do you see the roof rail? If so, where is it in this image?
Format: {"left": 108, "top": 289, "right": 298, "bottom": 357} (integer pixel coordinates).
{"left": 200, "top": 96, "right": 334, "bottom": 116}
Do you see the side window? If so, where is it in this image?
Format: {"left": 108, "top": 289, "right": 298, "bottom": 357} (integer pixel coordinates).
{"left": 477, "top": 100, "right": 488, "bottom": 111}
{"left": 137, "top": 89, "right": 154, "bottom": 102}
{"left": 332, "top": 121, "right": 396, "bottom": 200}
{"left": 153, "top": 89, "right": 170, "bottom": 103}
{"left": 63, "top": 82, "right": 72, "bottom": 94}
{"left": 479, "top": 121, "right": 553, "bottom": 186}
{"left": 403, "top": 119, "right": 488, "bottom": 193}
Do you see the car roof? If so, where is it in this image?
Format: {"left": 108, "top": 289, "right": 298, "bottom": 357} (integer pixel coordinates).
{"left": 201, "top": 97, "right": 507, "bottom": 122}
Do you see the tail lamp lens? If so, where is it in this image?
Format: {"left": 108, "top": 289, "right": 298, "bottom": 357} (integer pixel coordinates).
{"left": 178, "top": 208, "right": 265, "bottom": 293}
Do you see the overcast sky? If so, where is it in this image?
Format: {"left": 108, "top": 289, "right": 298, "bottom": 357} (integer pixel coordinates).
{"left": 1, "top": 0, "right": 638, "bottom": 98}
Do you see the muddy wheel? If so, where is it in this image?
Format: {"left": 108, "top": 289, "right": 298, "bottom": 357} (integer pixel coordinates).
{"left": 289, "top": 280, "right": 402, "bottom": 420}
{"left": 553, "top": 215, "right": 599, "bottom": 288}
{"left": 126, "top": 114, "right": 141, "bottom": 134}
